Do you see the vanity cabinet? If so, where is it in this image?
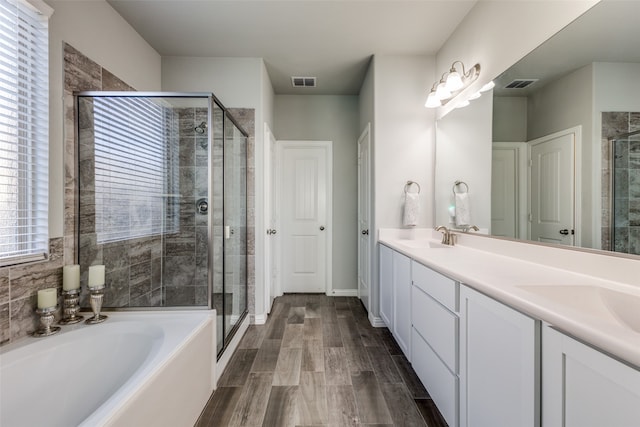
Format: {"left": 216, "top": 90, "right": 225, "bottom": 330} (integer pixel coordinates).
{"left": 378, "top": 244, "right": 412, "bottom": 357}
{"left": 459, "top": 284, "right": 539, "bottom": 427}
{"left": 379, "top": 244, "right": 393, "bottom": 329}
{"left": 411, "top": 261, "right": 459, "bottom": 427}
{"left": 542, "top": 326, "right": 640, "bottom": 427}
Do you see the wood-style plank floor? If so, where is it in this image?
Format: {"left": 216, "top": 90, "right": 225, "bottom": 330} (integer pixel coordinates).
{"left": 195, "top": 294, "right": 448, "bottom": 427}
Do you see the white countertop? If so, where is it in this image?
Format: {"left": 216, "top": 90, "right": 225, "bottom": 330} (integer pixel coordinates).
{"left": 379, "top": 228, "right": 640, "bottom": 368}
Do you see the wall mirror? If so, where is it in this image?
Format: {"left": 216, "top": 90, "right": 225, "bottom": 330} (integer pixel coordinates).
{"left": 490, "top": 0, "right": 640, "bottom": 257}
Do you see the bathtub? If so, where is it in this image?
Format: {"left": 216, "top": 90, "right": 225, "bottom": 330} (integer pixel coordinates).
{"left": 0, "top": 310, "right": 216, "bottom": 427}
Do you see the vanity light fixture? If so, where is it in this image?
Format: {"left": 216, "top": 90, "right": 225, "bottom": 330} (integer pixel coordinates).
{"left": 480, "top": 80, "right": 495, "bottom": 92}
{"left": 425, "top": 61, "right": 481, "bottom": 108}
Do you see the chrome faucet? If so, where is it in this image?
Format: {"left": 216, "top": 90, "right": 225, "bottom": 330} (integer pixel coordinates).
{"left": 463, "top": 225, "right": 480, "bottom": 232}
{"left": 435, "top": 225, "right": 455, "bottom": 246}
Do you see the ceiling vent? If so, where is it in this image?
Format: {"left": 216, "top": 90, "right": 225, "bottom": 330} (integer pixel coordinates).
{"left": 504, "top": 79, "right": 538, "bottom": 89}
{"left": 291, "top": 76, "right": 316, "bottom": 88}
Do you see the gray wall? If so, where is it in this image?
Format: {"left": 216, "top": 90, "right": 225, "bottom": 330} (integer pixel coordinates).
{"left": 274, "top": 95, "right": 360, "bottom": 291}
{"left": 493, "top": 96, "right": 527, "bottom": 142}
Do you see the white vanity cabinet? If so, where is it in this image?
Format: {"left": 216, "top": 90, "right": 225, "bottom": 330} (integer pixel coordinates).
{"left": 459, "top": 285, "right": 539, "bottom": 427}
{"left": 378, "top": 244, "right": 412, "bottom": 357}
{"left": 379, "top": 244, "right": 393, "bottom": 329}
{"left": 411, "top": 261, "right": 459, "bottom": 427}
{"left": 542, "top": 326, "right": 640, "bottom": 427}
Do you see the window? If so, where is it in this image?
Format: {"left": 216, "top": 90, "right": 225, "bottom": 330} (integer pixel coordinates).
{"left": 0, "top": 0, "right": 51, "bottom": 267}
{"left": 91, "top": 97, "right": 179, "bottom": 244}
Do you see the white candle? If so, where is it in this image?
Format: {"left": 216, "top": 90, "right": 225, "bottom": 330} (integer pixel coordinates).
{"left": 37, "top": 288, "right": 57, "bottom": 309}
{"left": 88, "top": 265, "right": 105, "bottom": 288}
{"left": 63, "top": 265, "right": 80, "bottom": 291}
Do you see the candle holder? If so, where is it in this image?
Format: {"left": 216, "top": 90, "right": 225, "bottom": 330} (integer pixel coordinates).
{"left": 85, "top": 285, "right": 108, "bottom": 325}
{"left": 32, "top": 306, "right": 61, "bottom": 337}
{"left": 59, "top": 288, "right": 84, "bottom": 325}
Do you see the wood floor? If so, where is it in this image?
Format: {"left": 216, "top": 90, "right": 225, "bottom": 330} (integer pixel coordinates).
{"left": 195, "top": 294, "right": 448, "bottom": 427}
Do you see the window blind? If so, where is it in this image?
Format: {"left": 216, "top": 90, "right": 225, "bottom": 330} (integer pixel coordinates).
{"left": 93, "top": 97, "right": 179, "bottom": 244}
{"left": 0, "top": 0, "right": 49, "bottom": 267}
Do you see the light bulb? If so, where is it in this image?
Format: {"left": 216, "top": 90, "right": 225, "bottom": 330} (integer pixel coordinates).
{"left": 435, "top": 82, "right": 452, "bottom": 100}
{"left": 480, "top": 81, "right": 495, "bottom": 92}
{"left": 425, "top": 91, "right": 441, "bottom": 108}
{"left": 445, "top": 71, "right": 464, "bottom": 92}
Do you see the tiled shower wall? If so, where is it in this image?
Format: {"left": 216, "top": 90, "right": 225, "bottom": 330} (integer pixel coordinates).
{"left": 601, "top": 112, "right": 640, "bottom": 255}
{"left": 0, "top": 43, "right": 256, "bottom": 345}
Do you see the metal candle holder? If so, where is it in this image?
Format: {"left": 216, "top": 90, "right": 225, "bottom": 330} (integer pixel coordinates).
{"left": 85, "top": 285, "right": 108, "bottom": 324}
{"left": 32, "top": 306, "right": 61, "bottom": 337}
{"left": 59, "top": 288, "right": 84, "bottom": 325}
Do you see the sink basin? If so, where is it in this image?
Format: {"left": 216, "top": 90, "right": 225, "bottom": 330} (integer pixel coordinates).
{"left": 396, "top": 239, "right": 451, "bottom": 249}
{"left": 518, "top": 285, "right": 640, "bottom": 333}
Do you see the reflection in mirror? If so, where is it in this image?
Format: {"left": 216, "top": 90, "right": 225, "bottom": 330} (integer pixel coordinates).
{"left": 491, "top": 1, "right": 640, "bottom": 256}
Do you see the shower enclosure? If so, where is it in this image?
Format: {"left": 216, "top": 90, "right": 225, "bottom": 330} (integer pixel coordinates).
{"left": 76, "top": 92, "right": 248, "bottom": 356}
{"left": 609, "top": 129, "right": 640, "bottom": 255}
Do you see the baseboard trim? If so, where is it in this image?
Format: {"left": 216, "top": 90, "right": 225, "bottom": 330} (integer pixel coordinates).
{"left": 253, "top": 313, "right": 268, "bottom": 325}
{"left": 368, "top": 314, "right": 386, "bottom": 328}
{"left": 329, "top": 289, "right": 358, "bottom": 297}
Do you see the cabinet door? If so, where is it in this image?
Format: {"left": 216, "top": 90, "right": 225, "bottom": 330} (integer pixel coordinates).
{"left": 460, "top": 285, "right": 539, "bottom": 427}
{"left": 543, "top": 326, "right": 640, "bottom": 427}
{"left": 392, "top": 251, "right": 411, "bottom": 358}
{"left": 379, "top": 244, "right": 393, "bottom": 329}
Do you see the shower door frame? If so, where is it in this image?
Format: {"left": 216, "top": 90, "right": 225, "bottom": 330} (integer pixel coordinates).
{"left": 74, "top": 92, "right": 249, "bottom": 335}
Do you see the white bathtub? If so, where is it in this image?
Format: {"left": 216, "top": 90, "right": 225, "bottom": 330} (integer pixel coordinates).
{"left": 0, "top": 310, "right": 216, "bottom": 427}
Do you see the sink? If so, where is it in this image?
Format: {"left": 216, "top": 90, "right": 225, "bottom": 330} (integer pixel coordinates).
{"left": 518, "top": 285, "right": 640, "bottom": 333}
{"left": 396, "top": 239, "right": 451, "bottom": 249}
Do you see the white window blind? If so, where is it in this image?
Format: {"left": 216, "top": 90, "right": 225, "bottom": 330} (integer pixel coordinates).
{"left": 93, "top": 97, "right": 179, "bottom": 244}
{"left": 0, "top": 0, "right": 49, "bottom": 267}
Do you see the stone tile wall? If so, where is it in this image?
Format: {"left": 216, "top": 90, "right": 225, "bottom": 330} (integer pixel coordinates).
{"left": 601, "top": 112, "right": 640, "bottom": 255}
{"left": 0, "top": 43, "right": 256, "bottom": 345}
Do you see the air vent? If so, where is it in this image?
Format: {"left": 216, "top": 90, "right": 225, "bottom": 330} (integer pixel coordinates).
{"left": 504, "top": 79, "right": 538, "bottom": 89}
{"left": 291, "top": 76, "right": 316, "bottom": 88}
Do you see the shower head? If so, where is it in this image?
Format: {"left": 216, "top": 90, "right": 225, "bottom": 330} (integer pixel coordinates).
{"left": 194, "top": 121, "right": 207, "bottom": 134}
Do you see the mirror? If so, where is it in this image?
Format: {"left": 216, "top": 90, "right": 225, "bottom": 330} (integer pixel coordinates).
{"left": 491, "top": 0, "right": 640, "bottom": 256}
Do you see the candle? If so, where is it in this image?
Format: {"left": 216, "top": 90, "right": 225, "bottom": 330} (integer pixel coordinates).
{"left": 63, "top": 265, "right": 80, "bottom": 291}
{"left": 37, "top": 288, "right": 57, "bottom": 309}
{"left": 88, "top": 265, "right": 105, "bottom": 288}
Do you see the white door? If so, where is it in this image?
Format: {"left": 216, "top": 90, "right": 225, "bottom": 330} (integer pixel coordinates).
{"left": 492, "top": 142, "right": 527, "bottom": 239}
{"left": 264, "top": 123, "right": 277, "bottom": 310}
{"left": 276, "top": 141, "right": 332, "bottom": 294}
{"left": 530, "top": 131, "right": 575, "bottom": 245}
{"left": 357, "top": 124, "right": 371, "bottom": 309}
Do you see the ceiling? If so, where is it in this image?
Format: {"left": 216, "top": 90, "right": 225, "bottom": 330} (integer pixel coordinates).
{"left": 106, "top": 0, "right": 477, "bottom": 95}
{"left": 495, "top": 0, "right": 640, "bottom": 96}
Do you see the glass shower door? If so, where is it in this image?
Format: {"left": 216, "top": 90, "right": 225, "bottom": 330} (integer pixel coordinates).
{"left": 223, "top": 113, "right": 248, "bottom": 340}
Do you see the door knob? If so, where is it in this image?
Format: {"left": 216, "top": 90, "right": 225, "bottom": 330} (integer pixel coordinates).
{"left": 319, "top": 226, "right": 325, "bottom": 231}
{"left": 361, "top": 230, "right": 369, "bottom": 235}
{"left": 559, "top": 229, "right": 569, "bottom": 235}
{"left": 266, "top": 229, "right": 277, "bottom": 235}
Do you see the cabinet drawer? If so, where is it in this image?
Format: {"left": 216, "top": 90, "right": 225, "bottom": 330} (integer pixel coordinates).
{"left": 412, "top": 286, "right": 458, "bottom": 372}
{"left": 412, "top": 261, "right": 458, "bottom": 312}
{"left": 412, "top": 328, "right": 458, "bottom": 427}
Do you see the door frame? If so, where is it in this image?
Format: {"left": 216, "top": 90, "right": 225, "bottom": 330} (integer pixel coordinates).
{"left": 527, "top": 126, "right": 582, "bottom": 247}
{"left": 263, "top": 123, "right": 277, "bottom": 313}
{"left": 357, "top": 124, "right": 371, "bottom": 303}
{"left": 274, "top": 140, "right": 333, "bottom": 296}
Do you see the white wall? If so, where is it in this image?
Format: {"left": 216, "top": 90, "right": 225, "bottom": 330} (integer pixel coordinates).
{"left": 373, "top": 55, "right": 436, "bottom": 229}
{"left": 162, "top": 56, "right": 271, "bottom": 318}
{"left": 435, "top": 92, "right": 493, "bottom": 230}
{"left": 493, "top": 97, "right": 527, "bottom": 142}
{"left": 273, "top": 95, "right": 360, "bottom": 291}
{"left": 435, "top": 0, "right": 598, "bottom": 118}
{"left": 47, "top": 0, "right": 162, "bottom": 238}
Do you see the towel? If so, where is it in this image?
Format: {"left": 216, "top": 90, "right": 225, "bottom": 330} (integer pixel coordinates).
{"left": 403, "top": 192, "right": 419, "bottom": 227}
{"left": 455, "top": 192, "right": 471, "bottom": 227}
